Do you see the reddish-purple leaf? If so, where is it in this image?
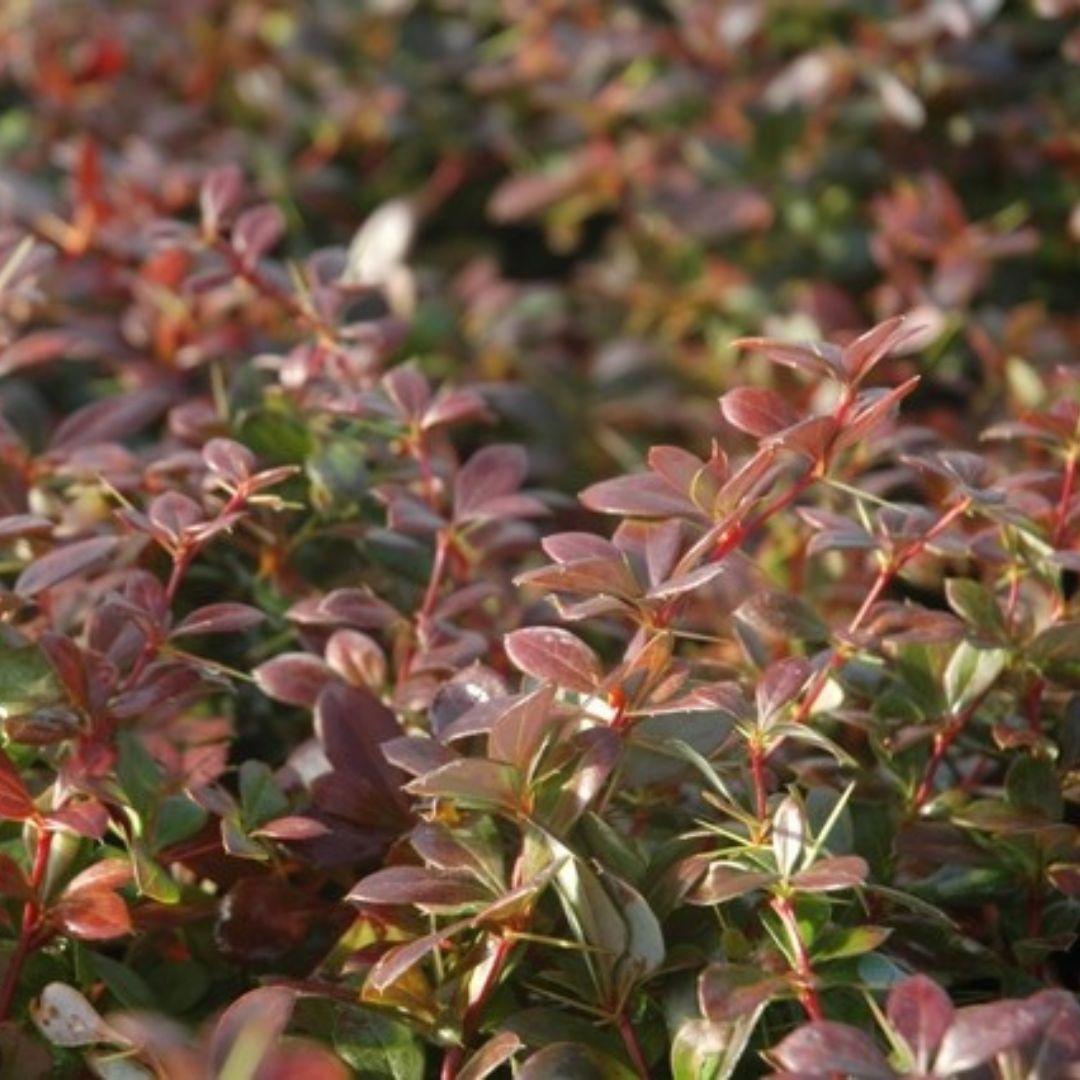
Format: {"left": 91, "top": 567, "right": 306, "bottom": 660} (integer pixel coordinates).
{"left": 504, "top": 627, "right": 602, "bottom": 693}
{"left": 316, "top": 588, "right": 400, "bottom": 629}
{"left": 454, "top": 444, "right": 528, "bottom": 519}
{"left": 254, "top": 653, "right": 335, "bottom": 708}
{"left": 731, "top": 337, "right": 843, "bottom": 379}
{"left": 516, "top": 557, "right": 639, "bottom": 602}
{"left": 382, "top": 734, "right": 458, "bottom": 777}
{"left": 54, "top": 889, "right": 131, "bottom": 941}
{"left": 488, "top": 684, "right": 558, "bottom": 770}
{"left": 348, "top": 866, "right": 491, "bottom": 910}
{"left": 148, "top": 491, "right": 204, "bottom": 543}
{"left": 0, "top": 329, "right": 79, "bottom": 378}
{"left": 210, "top": 987, "right": 296, "bottom": 1073}
{"left": 383, "top": 366, "right": 431, "bottom": 420}
{"left": 0, "top": 514, "right": 53, "bottom": 541}
{"left": 886, "top": 975, "right": 953, "bottom": 1070}
{"left": 841, "top": 316, "right": 920, "bottom": 381}
{"left": 232, "top": 204, "right": 285, "bottom": 263}
{"left": 580, "top": 472, "right": 695, "bottom": 518}
{"left": 325, "top": 629, "right": 387, "bottom": 689}
{"left": 933, "top": 998, "right": 1044, "bottom": 1074}
{"left": 15, "top": 536, "right": 119, "bottom": 597}
{"left": 43, "top": 800, "right": 109, "bottom": 839}
{"left": 406, "top": 759, "right": 520, "bottom": 813}
{"left": 834, "top": 376, "right": 921, "bottom": 453}
{"left": 700, "top": 964, "right": 789, "bottom": 1022}
{"left": 200, "top": 164, "right": 243, "bottom": 232}
{"left": 720, "top": 387, "right": 801, "bottom": 438}
{"left": 0, "top": 750, "right": 35, "bottom": 821}
{"left": 368, "top": 922, "right": 466, "bottom": 991}
{"left": 687, "top": 863, "right": 777, "bottom": 905}
{"left": 791, "top": 855, "right": 868, "bottom": 893}
{"left": 457, "top": 1032, "right": 523, "bottom": 1080}
{"left": 541, "top": 532, "right": 620, "bottom": 563}
{"left": 771, "top": 1021, "right": 895, "bottom": 1079}
{"left": 202, "top": 438, "right": 255, "bottom": 484}
{"left": 645, "top": 559, "right": 732, "bottom": 600}
{"left": 252, "top": 815, "right": 331, "bottom": 841}
{"left": 756, "top": 657, "right": 812, "bottom": 723}
{"left": 171, "top": 603, "right": 266, "bottom": 638}
{"left": 48, "top": 386, "right": 173, "bottom": 453}
{"left": 421, "top": 387, "right": 491, "bottom": 431}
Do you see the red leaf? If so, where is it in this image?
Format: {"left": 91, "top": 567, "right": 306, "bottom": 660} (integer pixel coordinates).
{"left": 147, "top": 492, "right": 204, "bottom": 545}
{"left": 791, "top": 855, "right": 868, "bottom": 892}
{"left": 771, "top": 1021, "right": 895, "bottom": 1079}
{"left": 347, "top": 866, "right": 491, "bottom": 909}
{"left": 541, "top": 532, "right": 620, "bottom": 563}
{"left": 44, "top": 800, "right": 109, "bottom": 839}
{"left": 580, "top": 473, "right": 695, "bottom": 518}
{"left": 325, "top": 629, "right": 387, "bottom": 689}
{"left": 720, "top": 387, "right": 800, "bottom": 438}
{"left": 252, "top": 816, "right": 331, "bottom": 841}
{"left": 886, "top": 975, "right": 953, "bottom": 1070}
{"left": 200, "top": 164, "right": 243, "bottom": 232}
{"left": 516, "top": 557, "right": 640, "bottom": 602}
{"left": 48, "top": 386, "right": 173, "bottom": 452}
{"left": 841, "top": 316, "right": 921, "bottom": 381}
{"left": 232, "top": 204, "right": 285, "bottom": 263}
{"left": 0, "top": 750, "right": 35, "bottom": 821}
{"left": 504, "top": 627, "right": 602, "bottom": 693}
{"left": 700, "top": 963, "right": 789, "bottom": 1022}
{"left": 731, "top": 336, "right": 843, "bottom": 379}
{"left": 171, "top": 603, "right": 266, "bottom": 638}
{"left": 489, "top": 685, "right": 558, "bottom": 770}
{"left": 315, "top": 588, "right": 401, "bottom": 629}
{"left": 0, "top": 515, "right": 53, "bottom": 541}
{"left": 454, "top": 444, "right": 528, "bottom": 519}
{"left": 202, "top": 438, "right": 255, "bottom": 484}
{"left": 54, "top": 889, "right": 131, "bottom": 941}
{"left": 254, "top": 654, "right": 335, "bottom": 708}
{"left": 15, "top": 536, "right": 119, "bottom": 597}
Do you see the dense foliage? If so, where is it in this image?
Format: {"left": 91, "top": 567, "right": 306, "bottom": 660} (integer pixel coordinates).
{"left": 0, "top": 1, "right": 1078, "bottom": 1077}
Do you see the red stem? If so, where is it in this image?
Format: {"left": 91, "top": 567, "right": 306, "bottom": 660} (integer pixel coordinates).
{"left": 912, "top": 682, "right": 995, "bottom": 812}
{"left": 771, "top": 895, "right": 823, "bottom": 1021}
{"left": 440, "top": 934, "right": 513, "bottom": 1080}
{"left": 749, "top": 742, "right": 769, "bottom": 823}
{"left": 792, "top": 497, "right": 973, "bottom": 727}
{"left": 0, "top": 825, "right": 54, "bottom": 1020}
{"left": 617, "top": 1012, "right": 651, "bottom": 1079}
{"left": 1052, "top": 450, "right": 1077, "bottom": 548}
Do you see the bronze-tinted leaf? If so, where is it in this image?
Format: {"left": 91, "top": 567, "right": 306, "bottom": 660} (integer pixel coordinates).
{"left": 504, "top": 627, "right": 602, "bottom": 693}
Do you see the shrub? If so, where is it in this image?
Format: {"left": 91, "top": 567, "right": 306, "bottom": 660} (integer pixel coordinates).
{"left": 0, "top": 1, "right": 1078, "bottom": 1077}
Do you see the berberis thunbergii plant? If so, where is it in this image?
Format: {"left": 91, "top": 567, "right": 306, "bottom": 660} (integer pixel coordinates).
{"left": 2, "top": 155, "right": 1079, "bottom": 1079}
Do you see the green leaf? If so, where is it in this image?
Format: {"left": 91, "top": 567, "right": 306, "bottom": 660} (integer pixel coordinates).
{"left": 239, "top": 760, "right": 288, "bottom": 829}
{"left": 1029, "top": 623, "right": 1080, "bottom": 687}
{"left": 1005, "top": 756, "right": 1063, "bottom": 821}
{"left": 943, "top": 642, "right": 1006, "bottom": 712}
{"left": 90, "top": 954, "right": 157, "bottom": 1010}
{"left": 237, "top": 406, "right": 312, "bottom": 465}
{"left": 671, "top": 1012, "right": 765, "bottom": 1080}
{"left": 811, "top": 925, "right": 890, "bottom": 962}
{"left": 945, "top": 579, "right": 1006, "bottom": 638}
{"left": 117, "top": 734, "right": 163, "bottom": 832}
{"left": 332, "top": 1004, "right": 425, "bottom": 1079}
{"left": 152, "top": 795, "right": 207, "bottom": 853}
{"left": 307, "top": 438, "right": 370, "bottom": 512}
{"left": 0, "top": 631, "right": 61, "bottom": 720}
{"left": 130, "top": 840, "right": 179, "bottom": 904}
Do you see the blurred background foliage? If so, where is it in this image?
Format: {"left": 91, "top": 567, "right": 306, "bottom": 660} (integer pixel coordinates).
{"left": 0, "top": 0, "right": 1076, "bottom": 492}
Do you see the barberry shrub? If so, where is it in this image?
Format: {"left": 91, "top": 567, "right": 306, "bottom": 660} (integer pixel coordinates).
{"left": 2, "top": 157, "right": 1078, "bottom": 1080}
